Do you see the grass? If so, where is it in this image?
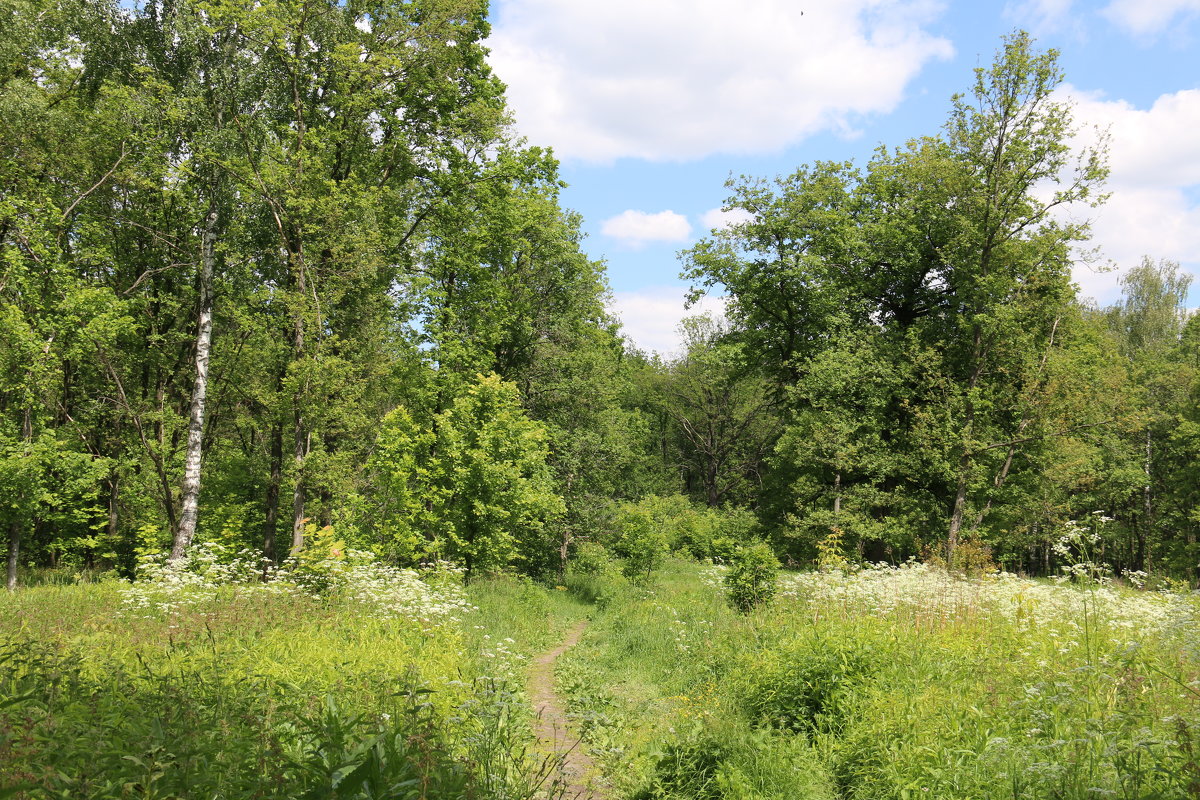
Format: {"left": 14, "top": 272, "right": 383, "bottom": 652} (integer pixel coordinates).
{"left": 559, "top": 559, "right": 1200, "bottom": 800}
{"left": 0, "top": 556, "right": 590, "bottom": 800}
{"left": 2, "top": 552, "right": 1196, "bottom": 799}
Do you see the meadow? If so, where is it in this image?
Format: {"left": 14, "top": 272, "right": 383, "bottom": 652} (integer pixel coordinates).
{"left": 2, "top": 547, "right": 1198, "bottom": 799}
{"left": 0, "top": 546, "right": 588, "bottom": 799}
{"left": 560, "top": 560, "right": 1200, "bottom": 800}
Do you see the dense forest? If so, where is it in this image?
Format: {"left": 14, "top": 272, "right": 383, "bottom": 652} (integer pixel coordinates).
{"left": 3, "top": 0, "right": 1199, "bottom": 591}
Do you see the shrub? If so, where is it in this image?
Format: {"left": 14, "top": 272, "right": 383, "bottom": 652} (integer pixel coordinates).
{"left": 634, "top": 722, "right": 730, "bottom": 799}
{"left": 711, "top": 507, "right": 762, "bottom": 562}
{"left": 724, "top": 543, "right": 779, "bottom": 612}
{"left": 369, "top": 375, "right": 565, "bottom": 575}
{"left": 613, "top": 504, "right": 669, "bottom": 583}
{"left": 570, "top": 541, "right": 614, "bottom": 576}
{"left": 634, "top": 717, "right": 835, "bottom": 800}
{"left": 670, "top": 507, "right": 719, "bottom": 560}
{"left": 738, "top": 631, "right": 881, "bottom": 735}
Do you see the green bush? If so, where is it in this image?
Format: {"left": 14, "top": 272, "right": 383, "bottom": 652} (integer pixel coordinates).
{"left": 613, "top": 503, "right": 670, "bottom": 583}
{"left": 713, "top": 507, "right": 762, "bottom": 560}
{"left": 738, "top": 631, "right": 882, "bottom": 735}
{"left": 570, "top": 541, "right": 614, "bottom": 576}
{"left": 669, "top": 507, "right": 719, "bottom": 560}
{"left": 633, "top": 718, "right": 834, "bottom": 800}
{"left": 634, "top": 722, "right": 730, "bottom": 799}
{"left": 723, "top": 542, "right": 779, "bottom": 612}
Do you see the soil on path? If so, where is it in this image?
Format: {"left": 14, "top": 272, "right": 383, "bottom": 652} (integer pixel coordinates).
{"left": 529, "top": 620, "right": 603, "bottom": 800}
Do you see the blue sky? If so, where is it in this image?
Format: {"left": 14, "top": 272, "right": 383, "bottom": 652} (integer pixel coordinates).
{"left": 486, "top": 0, "right": 1200, "bottom": 353}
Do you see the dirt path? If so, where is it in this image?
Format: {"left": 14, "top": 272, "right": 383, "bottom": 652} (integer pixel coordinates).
{"left": 529, "top": 620, "right": 603, "bottom": 800}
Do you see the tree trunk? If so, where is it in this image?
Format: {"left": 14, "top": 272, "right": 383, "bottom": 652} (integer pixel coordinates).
{"left": 290, "top": 249, "right": 308, "bottom": 554}
{"left": 264, "top": 423, "right": 283, "bottom": 565}
{"left": 833, "top": 471, "right": 842, "bottom": 516}
{"left": 8, "top": 407, "right": 32, "bottom": 590}
{"left": 558, "top": 475, "right": 575, "bottom": 581}
{"left": 947, "top": 325, "right": 986, "bottom": 562}
{"left": 106, "top": 475, "right": 119, "bottom": 563}
{"left": 6, "top": 522, "right": 18, "bottom": 592}
{"left": 171, "top": 206, "right": 218, "bottom": 561}
{"left": 1141, "top": 428, "right": 1152, "bottom": 572}
{"left": 947, "top": 451, "right": 971, "bottom": 561}
{"left": 319, "top": 487, "right": 332, "bottom": 528}
{"left": 291, "top": 426, "right": 309, "bottom": 553}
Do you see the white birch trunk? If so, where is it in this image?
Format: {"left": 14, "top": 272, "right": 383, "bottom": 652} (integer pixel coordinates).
{"left": 171, "top": 207, "right": 218, "bottom": 562}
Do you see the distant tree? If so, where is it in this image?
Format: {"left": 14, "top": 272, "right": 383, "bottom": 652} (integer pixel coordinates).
{"left": 659, "top": 315, "right": 781, "bottom": 508}
{"left": 1104, "top": 258, "right": 1193, "bottom": 572}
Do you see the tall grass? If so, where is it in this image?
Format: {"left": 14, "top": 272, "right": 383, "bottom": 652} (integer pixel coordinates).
{"left": 0, "top": 552, "right": 589, "bottom": 799}
{"left": 560, "top": 559, "right": 1200, "bottom": 799}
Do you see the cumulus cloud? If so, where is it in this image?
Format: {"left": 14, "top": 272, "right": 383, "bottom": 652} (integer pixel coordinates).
{"left": 609, "top": 287, "right": 728, "bottom": 355}
{"left": 700, "top": 207, "right": 755, "bottom": 231}
{"left": 487, "top": 0, "right": 953, "bottom": 163}
{"left": 601, "top": 210, "right": 692, "bottom": 248}
{"left": 1061, "top": 86, "right": 1200, "bottom": 302}
{"left": 1102, "top": 0, "right": 1200, "bottom": 35}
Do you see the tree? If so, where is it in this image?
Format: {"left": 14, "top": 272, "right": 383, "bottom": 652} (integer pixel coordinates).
{"left": 771, "top": 325, "right": 936, "bottom": 562}
{"left": 935, "top": 31, "right": 1107, "bottom": 557}
{"left": 681, "top": 162, "right": 861, "bottom": 388}
{"left": 0, "top": 0, "right": 129, "bottom": 585}
{"left": 658, "top": 315, "right": 780, "bottom": 508}
{"left": 371, "top": 375, "right": 564, "bottom": 574}
{"left": 1104, "top": 258, "right": 1193, "bottom": 572}
{"left": 683, "top": 32, "right": 1110, "bottom": 563}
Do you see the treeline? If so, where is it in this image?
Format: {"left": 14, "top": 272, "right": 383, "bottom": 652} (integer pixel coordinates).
{"left": 0, "top": 0, "right": 681, "bottom": 588}
{"left": 1, "top": 5, "right": 1196, "bottom": 587}
{"left": 670, "top": 35, "right": 1200, "bottom": 579}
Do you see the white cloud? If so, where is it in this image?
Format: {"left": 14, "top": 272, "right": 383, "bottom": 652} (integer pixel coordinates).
{"left": 1061, "top": 86, "right": 1200, "bottom": 303}
{"left": 1102, "top": 0, "right": 1200, "bottom": 35}
{"left": 609, "top": 286, "right": 728, "bottom": 355}
{"left": 701, "top": 207, "right": 755, "bottom": 231}
{"left": 1005, "top": 0, "right": 1078, "bottom": 33}
{"left": 488, "top": 0, "right": 953, "bottom": 163}
{"left": 600, "top": 209, "right": 692, "bottom": 248}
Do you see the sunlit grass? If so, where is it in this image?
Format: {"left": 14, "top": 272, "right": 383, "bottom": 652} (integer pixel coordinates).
{"left": 0, "top": 557, "right": 585, "bottom": 799}
{"left": 561, "top": 559, "right": 1200, "bottom": 800}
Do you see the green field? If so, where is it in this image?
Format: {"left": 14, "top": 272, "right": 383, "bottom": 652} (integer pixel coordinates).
{"left": 3, "top": 553, "right": 1197, "bottom": 799}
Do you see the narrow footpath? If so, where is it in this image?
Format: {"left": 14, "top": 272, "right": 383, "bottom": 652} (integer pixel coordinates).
{"left": 529, "top": 620, "right": 603, "bottom": 800}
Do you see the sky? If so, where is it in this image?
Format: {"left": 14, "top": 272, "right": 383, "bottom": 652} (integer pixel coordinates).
{"left": 485, "top": 0, "right": 1200, "bottom": 354}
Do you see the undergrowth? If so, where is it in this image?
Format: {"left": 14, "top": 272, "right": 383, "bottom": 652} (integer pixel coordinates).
{"left": 560, "top": 559, "right": 1200, "bottom": 800}
{"left": 0, "top": 548, "right": 589, "bottom": 800}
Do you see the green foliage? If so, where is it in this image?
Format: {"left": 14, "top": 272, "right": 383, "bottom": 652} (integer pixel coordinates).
{"left": 366, "top": 374, "right": 566, "bottom": 574}
{"left": 653, "top": 315, "right": 782, "bottom": 509}
{"left": 428, "top": 374, "right": 565, "bottom": 574}
{"left": 570, "top": 541, "right": 614, "bottom": 576}
{"left": 815, "top": 527, "right": 852, "bottom": 572}
{"left": 0, "top": 640, "right": 477, "bottom": 799}
{"left": 723, "top": 543, "right": 779, "bottom": 612}
{"left": 634, "top": 718, "right": 833, "bottom": 800}
{"left": 613, "top": 501, "right": 671, "bottom": 583}
{"left": 608, "top": 494, "right": 763, "bottom": 567}
{"left": 736, "top": 630, "right": 882, "bottom": 734}
{"left": 0, "top": 567, "right": 581, "bottom": 800}
{"left": 368, "top": 406, "right": 434, "bottom": 564}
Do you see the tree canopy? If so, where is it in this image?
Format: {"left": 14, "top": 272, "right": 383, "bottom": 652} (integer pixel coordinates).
{"left": 2, "top": 16, "right": 1197, "bottom": 586}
